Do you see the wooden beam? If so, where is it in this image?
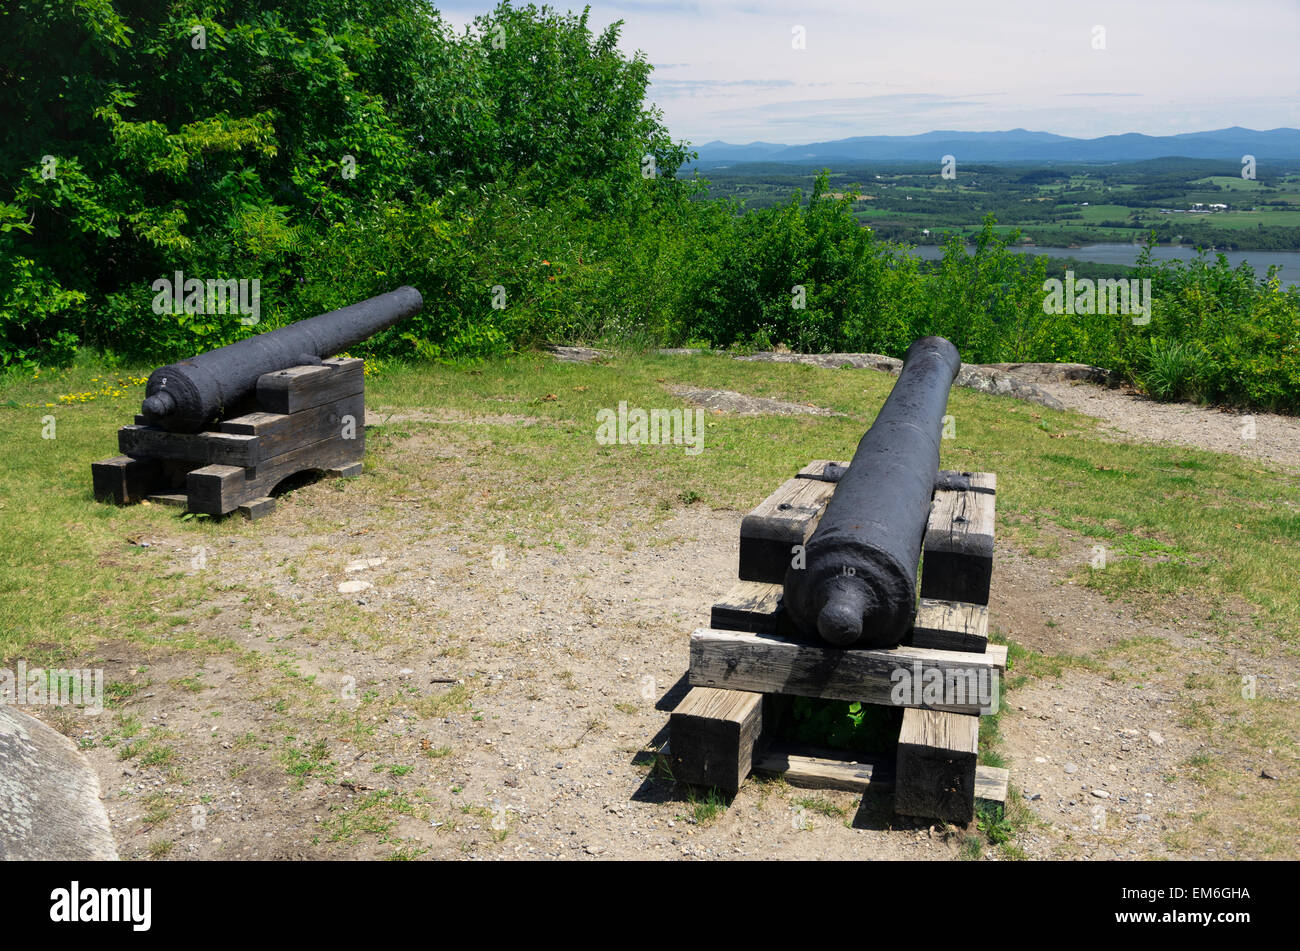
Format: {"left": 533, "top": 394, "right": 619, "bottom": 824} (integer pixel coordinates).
{"left": 754, "top": 743, "right": 893, "bottom": 792}
{"left": 91, "top": 455, "right": 163, "bottom": 504}
{"left": 689, "top": 629, "right": 999, "bottom": 715}
{"left": 910, "top": 599, "right": 989, "bottom": 653}
{"left": 219, "top": 392, "right": 364, "bottom": 460}
{"left": 710, "top": 581, "right": 783, "bottom": 633}
{"left": 895, "top": 708, "right": 980, "bottom": 823}
{"left": 738, "top": 477, "right": 835, "bottom": 583}
{"left": 667, "top": 687, "right": 763, "bottom": 792}
{"left": 751, "top": 742, "right": 1008, "bottom": 802}
{"left": 186, "top": 433, "right": 363, "bottom": 515}
{"left": 119, "top": 425, "right": 259, "bottom": 468}
{"left": 921, "top": 473, "right": 996, "bottom": 606}
{"left": 255, "top": 357, "right": 363, "bottom": 415}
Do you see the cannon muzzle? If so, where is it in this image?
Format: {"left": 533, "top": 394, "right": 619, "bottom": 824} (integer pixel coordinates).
{"left": 140, "top": 286, "right": 422, "bottom": 432}
{"left": 782, "top": 336, "right": 962, "bottom": 648}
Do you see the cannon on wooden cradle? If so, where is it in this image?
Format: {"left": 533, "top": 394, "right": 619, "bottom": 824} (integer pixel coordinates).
{"left": 93, "top": 287, "right": 422, "bottom": 517}
{"left": 782, "top": 335, "right": 962, "bottom": 648}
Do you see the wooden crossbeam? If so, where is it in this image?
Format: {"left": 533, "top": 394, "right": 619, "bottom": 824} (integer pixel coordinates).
{"left": 689, "top": 628, "right": 999, "bottom": 715}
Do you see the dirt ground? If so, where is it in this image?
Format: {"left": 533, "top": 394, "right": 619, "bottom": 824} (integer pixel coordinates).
{"left": 46, "top": 372, "right": 1296, "bottom": 860}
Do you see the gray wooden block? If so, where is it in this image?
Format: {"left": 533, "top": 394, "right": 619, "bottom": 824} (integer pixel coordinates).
{"left": 921, "top": 473, "right": 996, "bottom": 606}
{"left": 895, "top": 708, "right": 980, "bottom": 823}
{"left": 668, "top": 687, "right": 763, "bottom": 792}
{"left": 738, "top": 477, "right": 835, "bottom": 583}
{"left": 909, "top": 599, "right": 989, "bottom": 653}
{"left": 237, "top": 496, "right": 276, "bottom": 520}
{"left": 710, "top": 581, "right": 784, "bottom": 633}
{"left": 255, "top": 357, "right": 364, "bottom": 415}
{"left": 325, "top": 462, "right": 363, "bottom": 479}
{"left": 91, "top": 455, "right": 163, "bottom": 504}
{"left": 118, "top": 425, "right": 259, "bottom": 467}
{"left": 186, "top": 433, "right": 363, "bottom": 515}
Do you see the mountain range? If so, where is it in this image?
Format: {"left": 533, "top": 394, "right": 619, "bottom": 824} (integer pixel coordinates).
{"left": 689, "top": 127, "right": 1300, "bottom": 167}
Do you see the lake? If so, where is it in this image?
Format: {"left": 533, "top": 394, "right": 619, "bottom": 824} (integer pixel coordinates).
{"left": 906, "top": 242, "right": 1300, "bottom": 288}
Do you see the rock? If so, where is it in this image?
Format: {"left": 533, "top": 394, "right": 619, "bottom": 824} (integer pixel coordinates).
{"left": 337, "top": 580, "right": 373, "bottom": 594}
{"left": 1128, "top": 814, "right": 1153, "bottom": 823}
{"left": 663, "top": 384, "right": 841, "bottom": 417}
{"left": 1092, "top": 789, "right": 1110, "bottom": 799}
{"left": 733, "top": 351, "right": 1065, "bottom": 410}
{"left": 1148, "top": 731, "right": 1165, "bottom": 746}
{"left": 548, "top": 346, "right": 608, "bottom": 363}
{"left": 982, "top": 363, "right": 1112, "bottom": 385}
{"left": 344, "top": 557, "right": 386, "bottom": 573}
{"left": 1064, "top": 763, "right": 1078, "bottom": 774}
{"left": 0, "top": 707, "right": 118, "bottom": 860}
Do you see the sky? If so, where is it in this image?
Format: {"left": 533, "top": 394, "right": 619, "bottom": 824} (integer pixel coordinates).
{"left": 432, "top": 0, "right": 1300, "bottom": 147}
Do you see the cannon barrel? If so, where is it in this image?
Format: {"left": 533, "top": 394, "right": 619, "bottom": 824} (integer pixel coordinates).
{"left": 140, "top": 287, "right": 422, "bottom": 432}
{"left": 782, "top": 336, "right": 962, "bottom": 648}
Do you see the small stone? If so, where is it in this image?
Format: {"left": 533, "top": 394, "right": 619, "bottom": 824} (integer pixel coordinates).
{"left": 1148, "top": 730, "right": 1164, "bottom": 746}
{"left": 1092, "top": 789, "right": 1110, "bottom": 799}
{"left": 1064, "top": 763, "right": 1078, "bottom": 774}
{"left": 1129, "top": 813, "right": 1153, "bottom": 823}
{"left": 337, "top": 580, "right": 373, "bottom": 594}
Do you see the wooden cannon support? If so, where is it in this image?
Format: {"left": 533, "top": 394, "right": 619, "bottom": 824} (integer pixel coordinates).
{"left": 665, "top": 459, "right": 1008, "bottom": 824}
{"left": 91, "top": 357, "right": 365, "bottom": 519}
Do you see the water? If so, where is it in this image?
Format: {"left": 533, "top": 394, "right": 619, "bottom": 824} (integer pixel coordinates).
{"left": 905, "top": 242, "right": 1300, "bottom": 288}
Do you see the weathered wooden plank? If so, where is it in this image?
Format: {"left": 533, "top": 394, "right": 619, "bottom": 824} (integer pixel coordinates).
{"left": 689, "top": 629, "right": 999, "bottom": 714}
{"left": 895, "top": 707, "right": 980, "bottom": 823}
{"left": 237, "top": 496, "right": 276, "bottom": 521}
{"left": 119, "top": 425, "right": 260, "bottom": 468}
{"left": 738, "top": 477, "right": 836, "bottom": 583}
{"left": 147, "top": 493, "right": 189, "bottom": 508}
{"left": 255, "top": 357, "right": 364, "bottom": 416}
{"left": 975, "top": 766, "right": 1009, "bottom": 803}
{"left": 711, "top": 581, "right": 784, "bottom": 633}
{"left": 754, "top": 743, "right": 894, "bottom": 792}
{"left": 910, "top": 599, "right": 989, "bottom": 653}
{"left": 667, "top": 687, "right": 763, "bottom": 792}
{"left": 185, "top": 433, "right": 363, "bottom": 515}
{"left": 218, "top": 393, "right": 363, "bottom": 461}
{"left": 921, "top": 474, "right": 997, "bottom": 606}
{"left": 91, "top": 455, "right": 163, "bottom": 504}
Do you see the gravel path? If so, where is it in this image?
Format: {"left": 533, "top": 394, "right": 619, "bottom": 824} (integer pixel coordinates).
{"left": 1036, "top": 381, "right": 1300, "bottom": 472}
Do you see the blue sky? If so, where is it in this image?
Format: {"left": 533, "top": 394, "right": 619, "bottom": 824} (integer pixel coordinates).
{"left": 433, "top": 0, "right": 1300, "bottom": 145}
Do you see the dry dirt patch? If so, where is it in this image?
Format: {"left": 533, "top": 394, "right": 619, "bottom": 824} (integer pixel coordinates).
{"left": 40, "top": 406, "right": 1289, "bottom": 861}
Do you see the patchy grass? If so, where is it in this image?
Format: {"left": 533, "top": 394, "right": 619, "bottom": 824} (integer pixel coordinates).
{"left": 2, "top": 350, "right": 1297, "bottom": 858}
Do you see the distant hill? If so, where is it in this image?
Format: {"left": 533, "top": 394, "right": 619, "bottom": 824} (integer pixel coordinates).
{"left": 689, "top": 127, "right": 1300, "bottom": 167}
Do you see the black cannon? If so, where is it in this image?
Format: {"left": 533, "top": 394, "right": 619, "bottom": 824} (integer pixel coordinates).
{"left": 782, "top": 336, "right": 962, "bottom": 648}
{"left": 140, "top": 286, "right": 423, "bottom": 432}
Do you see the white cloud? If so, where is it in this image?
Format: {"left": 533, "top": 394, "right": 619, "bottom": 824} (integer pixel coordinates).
{"left": 432, "top": 0, "right": 1300, "bottom": 144}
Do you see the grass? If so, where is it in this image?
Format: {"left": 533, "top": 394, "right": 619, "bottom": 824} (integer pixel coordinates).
{"left": 2, "top": 348, "right": 1297, "bottom": 857}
